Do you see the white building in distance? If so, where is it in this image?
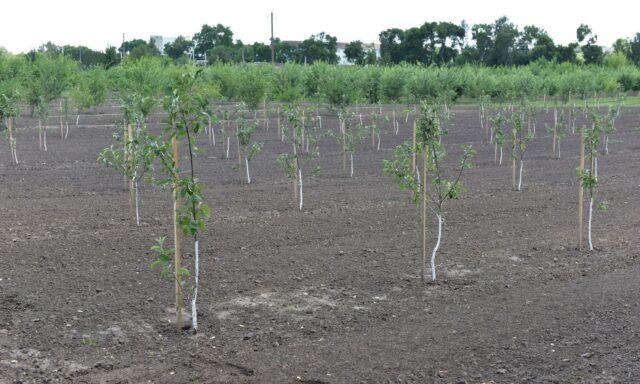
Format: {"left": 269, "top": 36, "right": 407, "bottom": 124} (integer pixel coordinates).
{"left": 150, "top": 35, "right": 177, "bottom": 55}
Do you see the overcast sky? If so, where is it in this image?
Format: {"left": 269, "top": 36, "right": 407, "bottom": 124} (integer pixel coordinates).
{"left": 1, "top": 0, "right": 637, "bottom": 53}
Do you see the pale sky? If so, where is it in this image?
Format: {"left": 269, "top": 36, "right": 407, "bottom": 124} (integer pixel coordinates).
{"left": 2, "top": 0, "right": 638, "bottom": 53}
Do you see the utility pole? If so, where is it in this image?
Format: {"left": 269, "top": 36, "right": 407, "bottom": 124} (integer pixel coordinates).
{"left": 270, "top": 12, "right": 275, "bottom": 65}
{"left": 121, "top": 33, "right": 125, "bottom": 63}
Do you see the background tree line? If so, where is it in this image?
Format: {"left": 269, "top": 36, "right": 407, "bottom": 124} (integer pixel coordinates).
{"left": 11, "top": 16, "right": 640, "bottom": 68}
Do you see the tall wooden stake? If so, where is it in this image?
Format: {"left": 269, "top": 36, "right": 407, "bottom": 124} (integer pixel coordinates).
{"left": 172, "top": 136, "right": 184, "bottom": 330}
{"left": 412, "top": 120, "right": 417, "bottom": 174}
{"left": 123, "top": 123, "right": 129, "bottom": 191}
{"left": 236, "top": 122, "right": 242, "bottom": 182}
{"left": 342, "top": 119, "right": 347, "bottom": 177}
{"left": 512, "top": 139, "right": 516, "bottom": 190}
{"left": 578, "top": 129, "right": 585, "bottom": 251}
{"left": 127, "top": 124, "right": 134, "bottom": 219}
{"left": 421, "top": 148, "right": 428, "bottom": 282}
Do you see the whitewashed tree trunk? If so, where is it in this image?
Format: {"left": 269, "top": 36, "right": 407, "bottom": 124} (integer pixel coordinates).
{"left": 588, "top": 197, "right": 594, "bottom": 251}
{"left": 43, "top": 126, "right": 48, "bottom": 152}
{"left": 517, "top": 159, "right": 523, "bottom": 191}
{"left": 557, "top": 140, "right": 561, "bottom": 159}
{"left": 431, "top": 214, "right": 443, "bottom": 281}
{"left": 134, "top": 179, "right": 140, "bottom": 226}
{"left": 191, "top": 240, "right": 199, "bottom": 331}
{"left": 298, "top": 168, "right": 303, "bottom": 211}
{"left": 245, "top": 156, "right": 251, "bottom": 184}
{"left": 499, "top": 147, "right": 503, "bottom": 166}
{"left": 226, "top": 137, "right": 230, "bottom": 158}
{"left": 349, "top": 152, "right": 354, "bottom": 178}
{"left": 76, "top": 114, "right": 80, "bottom": 127}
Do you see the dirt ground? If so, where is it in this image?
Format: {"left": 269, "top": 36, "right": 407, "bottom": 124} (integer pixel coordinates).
{"left": 1, "top": 103, "right": 639, "bottom": 383}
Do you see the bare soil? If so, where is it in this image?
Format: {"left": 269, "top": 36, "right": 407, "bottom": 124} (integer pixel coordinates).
{"left": 1, "top": 104, "right": 639, "bottom": 383}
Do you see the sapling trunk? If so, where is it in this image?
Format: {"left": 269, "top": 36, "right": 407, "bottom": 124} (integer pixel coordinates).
{"left": 499, "top": 147, "right": 503, "bottom": 166}
{"left": 134, "top": 179, "right": 140, "bottom": 226}
{"left": 76, "top": 114, "right": 80, "bottom": 127}
{"left": 393, "top": 110, "right": 397, "bottom": 134}
{"left": 350, "top": 152, "right": 354, "bottom": 178}
{"left": 557, "top": 140, "right": 561, "bottom": 159}
{"left": 43, "top": 124, "right": 48, "bottom": 152}
{"left": 245, "top": 156, "right": 251, "bottom": 184}
{"left": 588, "top": 197, "right": 594, "bottom": 251}
{"left": 298, "top": 168, "right": 303, "bottom": 210}
{"left": 226, "top": 137, "right": 230, "bottom": 159}
{"left": 494, "top": 143, "right": 497, "bottom": 164}
{"left": 191, "top": 240, "right": 199, "bottom": 331}
{"left": 517, "top": 159, "right": 523, "bottom": 191}
{"left": 431, "top": 213, "right": 442, "bottom": 281}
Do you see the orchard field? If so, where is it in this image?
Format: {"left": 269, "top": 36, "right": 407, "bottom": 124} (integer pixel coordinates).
{"left": 1, "top": 57, "right": 640, "bottom": 383}
{"left": 1, "top": 100, "right": 639, "bottom": 383}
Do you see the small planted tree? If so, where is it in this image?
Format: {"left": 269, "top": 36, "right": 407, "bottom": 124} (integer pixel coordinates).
{"left": 0, "top": 55, "right": 24, "bottom": 165}
{"left": 98, "top": 107, "right": 154, "bottom": 225}
{"left": 277, "top": 104, "right": 320, "bottom": 210}
{"left": 489, "top": 110, "right": 506, "bottom": 165}
{"left": 329, "top": 111, "right": 367, "bottom": 178}
{"left": 236, "top": 114, "right": 262, "bottom": 184}
{"left": 578, "top": 112, "right": 607, "bottom": 251}
{"left": 547, "top": 110, "right": 568, "bottom": 159}
{"left": 384, "top": 103, "right": 474, "bottom": 282}
{"left": 149, "top": 69, "right": 210, "bottom": 332}
{"left": 71, "top": 67, "right": 107, "bottom": 129}
{"left": 509, "top": 113, "right": 534, "bottom": 191}
{"left": 600, "top": 106, "right": 619, "bottom": 155}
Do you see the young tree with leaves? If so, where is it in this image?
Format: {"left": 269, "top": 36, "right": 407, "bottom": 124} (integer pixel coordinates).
{"left": 277, "top": 104, "right": 320, "bottom": 210}
{"left": 510, "top": 113, "right": 534, "bottom": 191}
{"left": 236, "top": 113, "right": 262, "bottom": 184}
{"left": 384, "top": 103, "right": 474, "bottom": 282}
{"left": 579, "top": 111, "right": 607, "bottom": 251}
{"left": 0, "top": 55, "right": 25, "bottom": 165}
{"left": 149, "top": 69, "right": 210, "bottom": 332}
{"left": 489, "top": 110, "right": 506, "bottom": 165}
{"left": 99, "top": 107, "right": 154, "bottom": 225}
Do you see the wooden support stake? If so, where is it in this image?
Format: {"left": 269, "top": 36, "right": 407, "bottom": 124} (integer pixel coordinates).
{"left": 412, "top": 120, "right": 417, "bottom": 174}
{"left": 578, "top": 129, "right": 585, "bottom": 251}
{"left": 127, "top": 124, "right": 134, "bottom": 219}
{"left": 236, "top": 123, "right": 242, "bottom": 182}
{"left": 171, "top": 136, "right": 184, "bottom": 330}
{"left": 512, "top": 138, "right": 516, "bottom": 190}
{"left": 421, "top": 148, "right": 428, "bottom": 282}
{"left": 342, "top": 120, "right": 347, "bottom": 177}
